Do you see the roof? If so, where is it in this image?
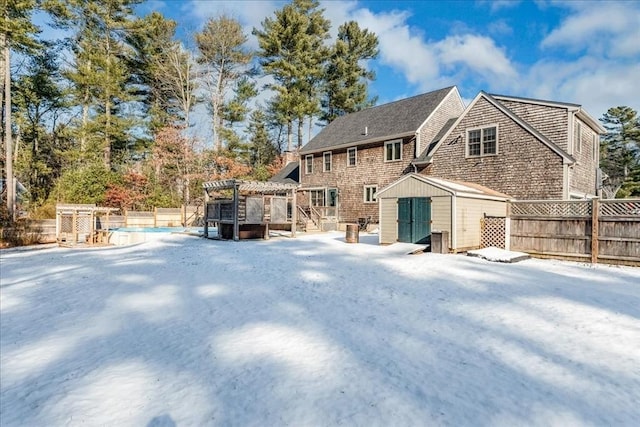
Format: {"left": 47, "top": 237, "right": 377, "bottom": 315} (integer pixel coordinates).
{"left": 420, "top": 91, "right": 575, "bottom": 165}
{"left": 376, "top": 173, "right": 512, "bottom": 201}
{"left": 416, "top": 117, "right": 458, "bottom": 162}
{"left": 269, "top": 162, "right": 299, "bottom": 185}
{"left": 300, "top": 86, "right": 456, "bottom": 154}
{"left": 203, "top": 179, "right": 298, "bottom": 194}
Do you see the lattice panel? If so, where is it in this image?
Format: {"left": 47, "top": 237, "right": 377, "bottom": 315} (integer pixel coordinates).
{"left": 511, "top": 201, "right": 591, "bottom": 217}
{"left": 60, "top": 215, "right": 74, "bottom": 233}
{"left": 600, "top": 200, "right": 640, "bottom": 217}
{"left": 76, "top": 215, "right": 91, "bottom": 234}
{"left": 481, "top": 217, "right": 506, "bottom": 249}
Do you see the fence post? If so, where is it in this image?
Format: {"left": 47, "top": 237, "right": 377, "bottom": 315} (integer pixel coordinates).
{"left": 591, "top": 198, "right": 599, "bottom": 264}
{"left": 154, "top": 207, "right": 158, "bottom": 227}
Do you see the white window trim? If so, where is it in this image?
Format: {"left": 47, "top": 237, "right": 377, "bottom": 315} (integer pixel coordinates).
{"left": 347, "top": 147, "right": 357, "bottom": 167}
{"left": 593, "top": 133, "right": 599, "bottom": 162}
{"left": 575, "top": 121, "right": 582, "bottom": 153}
{"left": 323, "top": 151, "right": 332, "bottom": 172}
{"left": 364, "top": 185, "right": 378, "bottom": 203}
{"left": 465, "top": 124, "right": 499, "bottom": 158}
{"left": 384, "top": 139, "right": 402, "bottom": 162}
{"left": 305, "top": 155, "right": 313, "bottom": 174}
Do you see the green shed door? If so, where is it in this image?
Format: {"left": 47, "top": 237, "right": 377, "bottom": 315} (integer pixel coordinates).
{"left": 397, "top": 197, "right": 431, "bottom": 243}
{"left": 412, "top": 197, "right": 431, "bottom": 244}
{"left": 398, "top": 198, "right": 412, "bottom": 243}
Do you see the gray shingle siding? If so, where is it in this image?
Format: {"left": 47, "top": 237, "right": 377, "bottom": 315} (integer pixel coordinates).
{"left": 427, "top": 96, "right": 565, "bottom": 200}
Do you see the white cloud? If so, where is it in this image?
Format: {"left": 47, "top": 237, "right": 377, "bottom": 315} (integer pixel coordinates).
{"left": 524, "top": 57, "right": 640, "bottom": 118}
{"left": 541, "top": 3, "right": 640, "bottom": 57}
{"left": 435, "top": 35, "right": 517, "bottom": 80}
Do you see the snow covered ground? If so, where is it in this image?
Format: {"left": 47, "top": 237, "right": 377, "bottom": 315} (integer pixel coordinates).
{"left": 1, "top": 232, "right": 639, "bottom": 426}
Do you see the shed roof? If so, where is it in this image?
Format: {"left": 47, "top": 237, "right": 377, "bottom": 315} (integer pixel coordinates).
{"left": 300, "top": 86, "right": 456, "bottom": 154}
{"left": 376, "top": 174, "right": 512, "bottom": 201}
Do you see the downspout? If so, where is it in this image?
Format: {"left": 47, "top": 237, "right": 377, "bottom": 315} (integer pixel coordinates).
{"left": 451, "top": 193, "right": 457, "bottom": 252}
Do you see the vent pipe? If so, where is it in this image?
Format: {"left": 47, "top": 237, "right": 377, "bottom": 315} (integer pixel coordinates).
{"left": 363, "top": 126, "right": 368, "bottom": 136}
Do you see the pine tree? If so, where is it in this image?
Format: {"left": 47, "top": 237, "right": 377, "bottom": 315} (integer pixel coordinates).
{"left": 51, "top": 0, "right": 142, "bottom": 170}
{"left": 600, "top": 106, "right": 640, "bottom": 198}
{"left": 253, "top": 0, "right": 330, "bottom": 150}
{"left": 321, "top": 21, "right": 379, "bottom": 124}
{"left": 13, "top": 42, "right": 69, "bottom": 203}
{"left": 1, "top": 0, "right": 40, "bottom": 220}
{"left": 195, "top": 15, "right": 252, "bottom": 152}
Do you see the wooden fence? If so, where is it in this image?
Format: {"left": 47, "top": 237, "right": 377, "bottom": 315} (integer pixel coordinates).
{"left": 1, "top": 206, "right": 202, "bottom": 246}
{"left": 508, "top": 198, "right": 640, "bottom": 266}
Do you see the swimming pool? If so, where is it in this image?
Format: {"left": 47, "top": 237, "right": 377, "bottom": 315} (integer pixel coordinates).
{"left": 108, "top": 227, "right": 204, "bottom": 245}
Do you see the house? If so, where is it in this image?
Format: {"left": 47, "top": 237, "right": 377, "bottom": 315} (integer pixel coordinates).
{"left": 297, "top": 86, "right": 465, "bottom": 228}
{"left": 375, "top": 174, "right": 510, "bottom": 250}
{"left": 415, "top": 92, "right": 605, "bottom": 200}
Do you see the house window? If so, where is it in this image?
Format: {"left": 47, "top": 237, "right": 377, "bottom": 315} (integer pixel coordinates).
{"left": 305, "top": 155, "right": 313, "bottom": 174}
{"left": 364, "top": 185, "right": 377, "bottom": 203}
{"left": 310, "top": 189, "right": 325, "bottom": 207}
{"left": 347, "top": 147, "right": 357, "bottom": 166}
{"left": 323, "top": 152, "right": 332, "bottom": 172}
{"left": 467, "top": 126, "right": 497, "bottom": 157}
{"left": 385, "top": 140, "right": 402, "bottom": 161}
{"left": 575, "top": 121, "right": 582, "bottom": 153}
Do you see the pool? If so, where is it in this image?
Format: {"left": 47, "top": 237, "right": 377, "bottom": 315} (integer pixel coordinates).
{"left": 107, "top": 227, "right": 204, "bottom": 245}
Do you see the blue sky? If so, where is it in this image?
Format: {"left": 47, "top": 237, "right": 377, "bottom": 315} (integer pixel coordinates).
{"left": 136, "top": 0, "right": 640, "bottom": 119}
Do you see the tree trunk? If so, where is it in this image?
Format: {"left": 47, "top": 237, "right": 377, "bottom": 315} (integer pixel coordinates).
{"left": 297, "top": 118, "right": 303, "bottom": 148}
{"left": 4, "top": 44, "right": 14, "bottom": 220}
{"left": 287, "top": 120, "right": 293, "bottom": 152}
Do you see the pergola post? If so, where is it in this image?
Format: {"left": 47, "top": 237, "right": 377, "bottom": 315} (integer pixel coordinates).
{"left": 233, "top": 183, "right": 240, "bottom": 241}
{"left": 203, "top": 189, "right": 209, "bottom": 238}
{"left": 291, "top": 188, "right": 297, "bottom": 238}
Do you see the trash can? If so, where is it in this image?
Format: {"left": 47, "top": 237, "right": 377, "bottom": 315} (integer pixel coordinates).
{"left": 431, "top": 230, "right": 449, "bottom": 253}
{"left": 345, "top": 224, "right": 359, "bottom": 243}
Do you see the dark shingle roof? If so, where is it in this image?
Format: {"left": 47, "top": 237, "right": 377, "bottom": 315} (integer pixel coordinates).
{"left": 269, "top": 162, "right": 299, "bottom": 184}
{"left": 300, "top": 86, "right": 455, "bottom": 154}
{"left": 415, "top": 117, "right": 458, "bottom": 162}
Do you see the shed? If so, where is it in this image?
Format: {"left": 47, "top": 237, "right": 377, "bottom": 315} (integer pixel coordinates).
{"left": 203, "top": 180, "right": 299, "bottom": 240}
{"left": 376, "top": 174, "right": 510, "bottom": 252}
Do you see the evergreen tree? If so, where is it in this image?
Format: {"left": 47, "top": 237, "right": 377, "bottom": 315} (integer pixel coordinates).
{"left": 195, "top": 15, "right": 252, "bottom": 151}
{"left": 13, "top": 42, "right": 69, "bottom": 203}
{"left": 321, "top": 21, "right": 378, "bottom": 123}
{"left": 126, "top": 11, "right": 180, "bottom": 131}
{"left": 253, "top": 0, "right": 330, "bottom": 150}
{"left": 247, "top": 109, "right": 277, "bottom": 170}
{"left": 1, "top": 0, "right": 40, "bottom": 220}
{"left": 51, "top": 0, "right": 142, "bottom": 170}
{"left": 600, "top": 106, "right": 640, "bottom": 198}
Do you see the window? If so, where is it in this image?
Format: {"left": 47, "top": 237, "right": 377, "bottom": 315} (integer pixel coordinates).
{"left": 323, "top": 152, "right": 332, "bottom": 172}
{"left": 575, "top": 121, "right": 582, "bottom": 153}
{"left": 310, "top": 189, "right": 325, "bottom": 207}
{"left": 467, "top": 126, "right": 497, "bottom": 157}
{"left": 347, "top": 147, "right": 357, "bottom": 166}
{"left": 385, "top": 140, "right": 402, "bottom": 161}
{"left": 364, "top": 185, "right": 377, "bottom": 203}
{"left": 305, "top": 155, "right": 313, "bottom": 174}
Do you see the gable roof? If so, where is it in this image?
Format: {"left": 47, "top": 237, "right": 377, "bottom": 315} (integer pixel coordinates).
{"left": 417, "top": 91, "right": 576, "bottom": 165}
{"left": 269, "top": 161, "right": 299, "bottom": 185}
{"left": 299, "top": 86, "right": 456, "bottom": 154}
{"left": 376, "top": 173, "right": 511, "bottom": 201}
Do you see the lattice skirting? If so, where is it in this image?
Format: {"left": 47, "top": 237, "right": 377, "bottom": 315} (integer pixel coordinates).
{"left": 481, "top": 217, "right": 506, "bottom": 249}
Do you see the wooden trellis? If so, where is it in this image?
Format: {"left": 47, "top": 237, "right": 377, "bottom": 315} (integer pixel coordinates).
{"left": 56, "top": 204, "right": 119, "bottom": 246}
{"left": 480, "top": 216, "right": 507, "bottom": 249}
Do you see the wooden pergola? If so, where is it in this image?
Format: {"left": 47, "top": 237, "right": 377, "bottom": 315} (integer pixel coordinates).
{"left": 203, "top": 180, "right": 299, "bottom": 241}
